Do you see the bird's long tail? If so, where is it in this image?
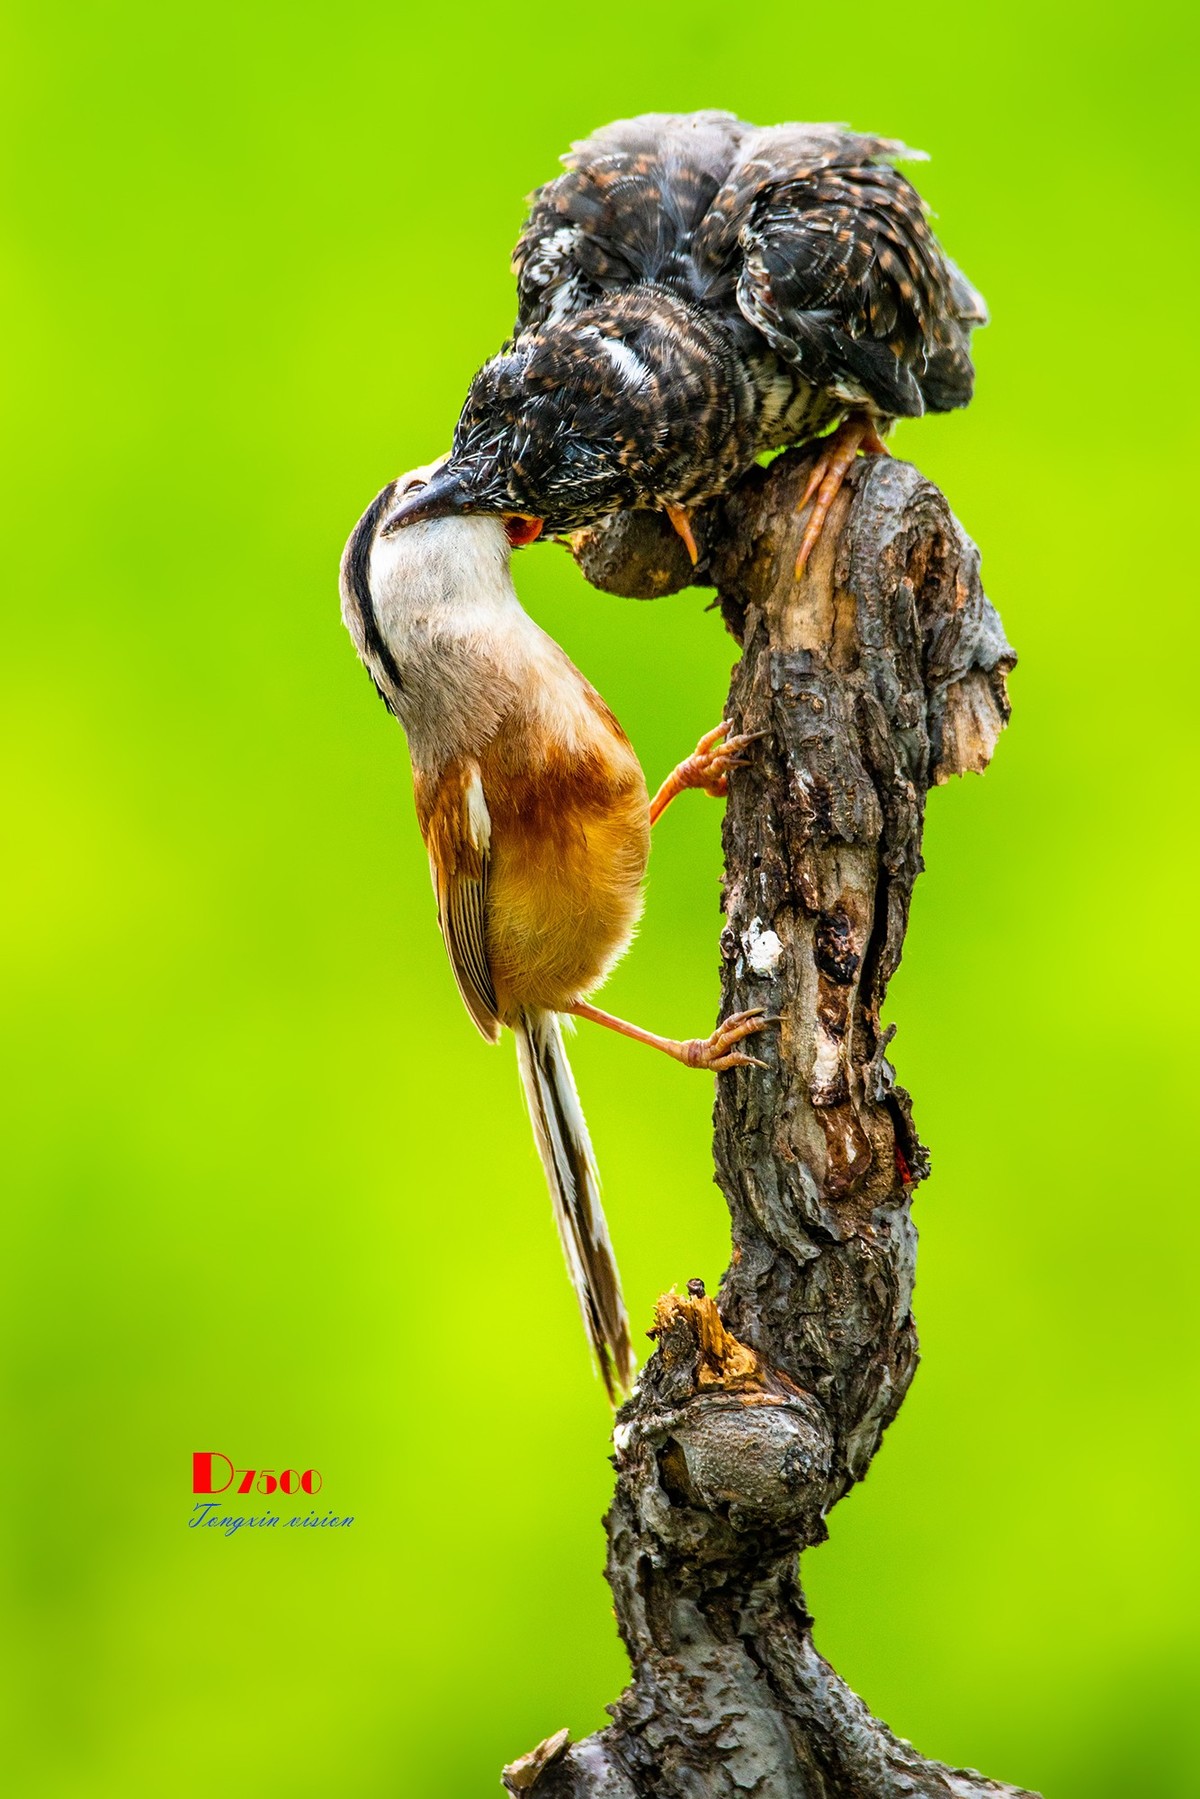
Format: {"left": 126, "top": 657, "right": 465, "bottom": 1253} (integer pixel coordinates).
{"left": 513, "top": 1008, "right": 634, "bottom": 1402}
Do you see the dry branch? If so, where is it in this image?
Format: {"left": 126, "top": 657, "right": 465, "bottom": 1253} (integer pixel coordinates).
{"left": 504, "top": 448, "right": 1031, "bottom": 1799}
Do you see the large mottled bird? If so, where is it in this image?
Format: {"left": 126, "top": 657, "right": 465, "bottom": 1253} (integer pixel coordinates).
{"left": 386, "top": 110, "right": 985, "bottom": 571}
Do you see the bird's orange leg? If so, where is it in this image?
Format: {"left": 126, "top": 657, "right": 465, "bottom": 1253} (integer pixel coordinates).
{"left": 665, "top": 503, "right": 699, "bottom": 564}
{"left": 649, "top": 721, "right": 765, "bottom": 826}
{"left": 794, "top": 417, "right": 889, "bottom": 577}
{"left": 566, "top": 1001, "right": 777, "bottom": 1072}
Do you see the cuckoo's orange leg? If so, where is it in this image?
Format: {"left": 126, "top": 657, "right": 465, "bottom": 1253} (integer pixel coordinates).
{"left": 794, "top": 418, "right": 889, "bottom": 577}
{"left": 664, "top": 504, "right": 699, "bottom": 564}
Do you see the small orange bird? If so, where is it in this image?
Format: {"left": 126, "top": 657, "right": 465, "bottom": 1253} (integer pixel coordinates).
{"left": 340, "top": 461, "right": 772, "bottom": 1398}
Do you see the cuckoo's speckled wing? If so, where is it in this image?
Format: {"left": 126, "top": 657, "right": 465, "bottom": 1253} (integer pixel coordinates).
{"left": 511, "top": 110, "right": 752, "bottom": 331}
{"left": 723, "top": 131, "right": 986, "bottom": 417}
{"left": 512, "top": 114, "right": 985, "bottom": 419}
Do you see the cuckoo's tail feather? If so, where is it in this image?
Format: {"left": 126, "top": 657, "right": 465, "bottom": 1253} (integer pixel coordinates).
{"left": 514, "top": 1008, "right": 634, "bottom": 1402}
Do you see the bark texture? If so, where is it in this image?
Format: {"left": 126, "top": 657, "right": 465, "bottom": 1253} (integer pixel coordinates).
{"left": 503, "top": 449, "right": 1031, "bottom": 1799}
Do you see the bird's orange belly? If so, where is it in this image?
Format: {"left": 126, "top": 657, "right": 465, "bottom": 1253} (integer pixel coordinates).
{"left": 486, "top": 787, "right": 649, "bottom": 1020}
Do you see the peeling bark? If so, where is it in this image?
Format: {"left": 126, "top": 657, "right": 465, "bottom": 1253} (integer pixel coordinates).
{"left": 503, "top": 449, "right": 1030, "bottom": 1799}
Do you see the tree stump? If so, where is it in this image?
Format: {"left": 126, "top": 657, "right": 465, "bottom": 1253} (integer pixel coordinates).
{"left": 504, "top": 448, "right": 1031, "bottom": 1799}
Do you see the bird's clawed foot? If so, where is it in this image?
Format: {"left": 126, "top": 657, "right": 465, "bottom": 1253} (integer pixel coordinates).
{"left": 682, "top": 720, "right": 763, "bottom": 799}
{"left": 649, "top": 721, "right": 765, "bottom": 825}
{"left": 682, "top": 1008, "right": 778, "bottom": 1073}
{"left": 794, "top": 418, "right": 888, "bottom": 577}
{"left": 567, "top": 1000, "right": 779, "bottom": 1074}
{"left": 672, "top": 719, "right": 761, "bottom": 806}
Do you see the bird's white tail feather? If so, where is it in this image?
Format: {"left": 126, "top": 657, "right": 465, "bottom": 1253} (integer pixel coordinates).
{"left": 514, "top": 1008, "right": 634, "bottom": 1400}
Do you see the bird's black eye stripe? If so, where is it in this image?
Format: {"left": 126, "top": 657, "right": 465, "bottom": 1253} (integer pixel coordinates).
{"left": 343, "top": 485, "right": 404, "bottom": 701}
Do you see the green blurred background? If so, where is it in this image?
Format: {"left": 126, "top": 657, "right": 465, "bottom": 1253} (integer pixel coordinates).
{"left": 3, "top": 1, "right": 1197, "bottom": 1793}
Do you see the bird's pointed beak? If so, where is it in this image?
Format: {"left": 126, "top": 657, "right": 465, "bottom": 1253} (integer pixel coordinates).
{"left": 380, "top": 464, "right": 474, "bottom": 534}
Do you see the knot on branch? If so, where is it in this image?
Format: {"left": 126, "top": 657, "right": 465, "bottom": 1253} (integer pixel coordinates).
{"left": 570, "top": 508, "right": 700, "bottom": 597}
{"left": 613, "top": 1289, "right": 833, "bottom": 1572}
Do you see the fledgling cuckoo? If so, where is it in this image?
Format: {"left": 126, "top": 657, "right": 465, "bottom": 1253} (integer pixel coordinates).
{"left": 385, "top": 110, "right": 985, "bottom": 571}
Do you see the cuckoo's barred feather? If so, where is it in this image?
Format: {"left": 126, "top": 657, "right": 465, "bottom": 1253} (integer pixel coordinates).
{"left": 388, "top": 111, "right": 985, "bottom": 537}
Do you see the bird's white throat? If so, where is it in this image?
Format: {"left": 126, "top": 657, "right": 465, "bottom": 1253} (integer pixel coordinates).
{"left": 368, "top": 512, "right": 516, "bottom": 628}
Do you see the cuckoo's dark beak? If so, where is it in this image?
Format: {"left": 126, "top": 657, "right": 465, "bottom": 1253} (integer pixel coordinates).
{"left": 380, "top": 464, "right": 474, "bottom": 534}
